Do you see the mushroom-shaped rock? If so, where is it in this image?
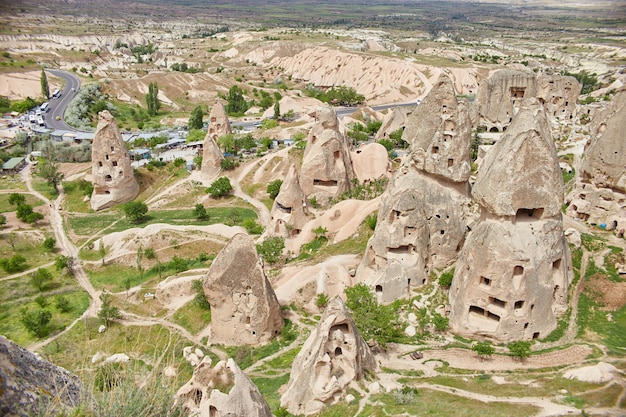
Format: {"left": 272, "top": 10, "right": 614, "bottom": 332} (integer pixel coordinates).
{"left": 176, "top": 357, "right": 273, "bottom": 417}
{"left": 402, "top": 74, "right": 472, "bottom": 182}
{"left": 280, "top": 296, "right": 376, "bottom": 415}
{"left": 300, "top": 105, "right": 355, "bottom": 202}
{"left": 472, "top": 98, "right": 564, "bottom": 218}
{"left": 203, "top": 233, "right": 283, "bottom": 346}
{"left": 268, "top": 164, "right": 308, "bottom": 238}
{"left": 90, "top": 110, "right": 139, "bottom": 211}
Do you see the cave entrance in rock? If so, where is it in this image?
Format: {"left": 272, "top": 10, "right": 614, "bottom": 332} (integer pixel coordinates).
{"left": 334, "top": 347, "right": 343, "bottom": 356}
{"left": 375, "top": 285, "right": 383, "bottom": 293}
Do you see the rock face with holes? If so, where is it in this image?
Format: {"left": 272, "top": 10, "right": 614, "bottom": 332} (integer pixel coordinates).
{"left": 200, "top": 100, "right": 229, "bottom": 177}
{"left": 299, "top": 105, "right": 355, "bottom": 203}
{"left": 449, "top": 98, "right": 571, "bottom": 342}
{"left": 356, "top": 75, "right": 472, "bottom": 303}
{"left": 0, "top": 336, "right": 91, "bottom": 417}
{"left": 176, "top": 357, "right": 273, "bottom": 417}
{"left": 477, "top": 70, "right": 581, "bottom": 133}
{"left": 374, "top": 105, "right": 411, "bottom": 140}
{"left": 281, "top": 296, "right": 376, "bottom": 415}
{"left": 203, "top": 233, "right": 283, "bottom": 346}
{"left": 268, "top": 164, "right": 309, "bottom": 239}
{"left": 567, "top": 89, "right": 626, "bottom": 227}
{"left": 90, "top": 110, "right": 139, "bottom": 211}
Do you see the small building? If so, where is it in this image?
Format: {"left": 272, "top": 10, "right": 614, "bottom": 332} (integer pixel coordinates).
{"left": 129, "top": 148, "right": 151, "bottom": 161}
{"left": 2, "top": 157, "right": 26, "bottom": 174}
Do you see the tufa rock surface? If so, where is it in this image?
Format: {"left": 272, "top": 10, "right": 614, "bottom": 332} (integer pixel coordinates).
{"left": 281, "top": 296, "right": 376, "bottom": 415}
{"left": 268, "top": 164, "right": 308, "bottom": 238}
{"left": 0, "top": 336, "right": 91, "bottom": 417}
{"left": 206, "top": 99, "right": 232, "bottom": 142}
{"left": 90, "top": 110, "right": 139, "bottom": 211}
{"left": 176, "top": 357, "right": 273, "bottom": 417}
{"left": 350, "top": 142, "right": 390, "bottom": 184}
{"left": 300, "top": 105, "right": 355, "bottom": 202}
{"left": 449, "top": 98, "right": 571, "bottom": 342}
{"left": 203, "top": 233, "right": 283, "bottom": 346}
{"left": 357, "top": 75, "right": 472, "bottom": 303}
{"left": 200, "top": 130, "right": 224, "bottom": 178}
{"left": 567, "top": 89, "right": 626, "bottom": 228}
{"left": 477, "top": 70, "right": 581, "bottom": 133}
{"left": 374, "top": 106, "right": 411, "bottom": 141}
{"left": 402, "top": 74, "right": 472, "bottom": 183}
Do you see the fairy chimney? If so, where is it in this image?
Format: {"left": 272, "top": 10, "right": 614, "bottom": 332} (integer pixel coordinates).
{"left": 207, "top": 99, "right": 232, "bottom": 142}
{"left": 280, "top": 297, "right": 376, "bottom": 415}
{"left": 90, "top": 110, "right": 139, "bottom": 211}
{"left": 449, "top": 98, "right": 571, "bottom": 342}
{"left": 300, "top": 105, "right": 355, "bottom": 203}
{"left": 203, "top": 233, "right": 283, "bottom": 346}
{"left": 268, "top": 164, "right": 308, "bottom": 238}
{"left": 357, "top": 75, "right": 472, "bottom": 303}
{"left": 200, "top": 130, "right": 224, "bottom": 178}
{"left": 176, "top": 357, "right": 272, "bottom": 417}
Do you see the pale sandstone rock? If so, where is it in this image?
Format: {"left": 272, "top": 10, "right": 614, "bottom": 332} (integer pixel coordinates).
{"left": 449, "top": 99, "right": 571, "bottom": 342}
{"left": 281, "top": 296, "right": 376, "bottom": 415}
{"left": 350, "top": 142, "right": 390, "bottom": 183}
{"left": 300, "top": 106, "right": 355, "bottom": 202}
{"left": 477, "top": 69, "right": 581, "bottom": 133}
{"left": 404, "top": 325, "right": 417, "bottom": 337}
{"left": 0, "top": 336, "right": 91, "bottom": 417}
{"left": 176, "top": 357, "right": 272, "bottom": 417}
{"left": 375, "top": 106, "right": 411, "bottom": 141}
{"left": 206, "top": 99, "right": 232, "bottom": 142}
{"left": 357, "top": 75, "right": 472, "bottom": 303}
{"left": 203, "top": 233, "right": 283, "bottom": 346}
{"left": 402, "top": 74, "right": 472, "bottom": 183}
{"left": 563, "top": 362, "right": 618, "bottom": 384}
{"left": 90, "top": 111, "right": 139, "bottom": 211}
{"left": 268, "top": 164, "right": 308, "bottom": 239}
{"left": 564, "top": 228, "right": 582, "bottom": 248}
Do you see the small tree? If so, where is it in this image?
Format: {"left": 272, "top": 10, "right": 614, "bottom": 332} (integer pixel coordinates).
{"left": 0, "top": 214, "right": 6, "bottom": 228}
{"left": 0, "top": 254, "right": 27, "bottom": 273}
{"left": 98, "top": 293, "right": 121, "bottom": 327}
{"left": 7, "top": 232, "right": 17, "bottom": 251}
{"left": 438, "top": 269, "right": 454, "bottom": 287}
{"left": 273, "top": 101, "right": 280, "bottom": 120}
{"left": 38, "top": 159, "right": 64, "bottom": 191}
{"left": 124, "top": 201, "right": 148, "bottom": 222}
{"left": 472, "top": 341, "right": 495, "bottom": 361}
{"left": 16, "top": 204, "right": 44, "bottom": 224}
{"left": 188, "top": 105, "right": 204, "bottom": 130}
{"left": 193, "top": 203, "right": 209, "bottom": 220}
{"left": 315, "top": 293, "right": 329, "bottom": 310}
{"left": 20, "top": 308, "right": 52, "bottom": 338}
{"left": 8, "top": 193, "right": 26, "bottom": 206}
{"left": 207, "top": 177, "right": 232, "bottom": 198}
{"left": 191, "top": 279, "right": 211, "bottom": 310}
{"left": 432, "top": 313, "right": 449, "bottom": 332}
{"left": 55, "top": 295, "right": 73, "bottom": 313}
{"left": 508, "top": 340, "right": 532, "bottom": 361}
{"left": 43, "top": 237, "right": 56, "bottom": 252}
{"left": 99, "top": 239, "right": 107, "bottom": 266}
{"left": 55, "top": 255, "right": 75, "bottom": 274}
{"left": 30, "top": 267, "right": 53, "bottom": 292}
{"left": 256, "top": 236, "right": 285, "bottom": 265}
{"left": 312, "top": 226, "right": 328, "bottom": 240}
{"left": 40, "top": 68, "right": 50, "bottom": 99}
{"left": 145, "top": 81, "right": 160, "bottom": 116}
{"left": 266, "top": 179, "right": 283, "bottom": 200}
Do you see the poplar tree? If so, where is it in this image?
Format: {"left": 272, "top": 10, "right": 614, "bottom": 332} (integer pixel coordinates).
{"left": 145, "top": 82, "right": 160, "bottom": 116}
{"left": 40, "top": 69, "right": 49, "bottom": 99}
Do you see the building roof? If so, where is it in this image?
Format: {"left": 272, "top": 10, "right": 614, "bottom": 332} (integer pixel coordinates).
{"left": 2, "top": 157, "right": 25, "bottom": 170}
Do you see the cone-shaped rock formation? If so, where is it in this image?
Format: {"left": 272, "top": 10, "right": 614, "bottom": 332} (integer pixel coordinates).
{"left": 268, "top": 164, "right": 308, "bottom": 238}
{"left": 300, "top": 105, "right": 355, "bottom": 202}
{"left": 449, "top": 98, "right": 571, "bottom": 342}
{"left": 280, "top": 296, "right": 376, "bottom": 415}
{"left": 203, "top": 233, "right": 283, "bottom": 346}
{"left": 176, "top": 357, "right": 273, "bottom": 417}
{"left": 90, "top": 110, "right": 139, "bottom": 211}
{"left": 357, "top": 75, "right": 472, "bottom": 303}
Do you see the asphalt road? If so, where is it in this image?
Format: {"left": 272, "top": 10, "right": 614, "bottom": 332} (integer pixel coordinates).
{"left": 44, "top": 69, "right": 81, "bottom": 131}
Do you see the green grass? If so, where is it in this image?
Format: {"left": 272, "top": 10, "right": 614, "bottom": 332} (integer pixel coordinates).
{"left": 84, "top": 263, "right": 145, "bottom": 292}
{"left": 0, "top": 192, "right": 44, "bottom": 213}
{"left": 62, "top": 179, "right": 93, "bottom": 213}
{"left": 0, "top": 235, "right": 58, "bottom": 279}
{"left": 359, "top": 389, "right": 540, "bottom": 417}
{"left": 252, "top": 374, "right": 291, "bottom": 412}
{"left": 30, "top": 178, "right": 59, "bottom": 200}
{"left": 68, "top": 207, "right": 258, "bottom": 237}
{"left": 171, "top": 300, "right": 212, "bottom": 335}
{"left": 581, "top": 232, "right": 606, "bottom": 252}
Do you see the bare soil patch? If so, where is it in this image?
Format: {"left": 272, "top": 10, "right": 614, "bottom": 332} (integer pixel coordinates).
{"left": 586, "top": 272, "right": 626, "bottom": 311}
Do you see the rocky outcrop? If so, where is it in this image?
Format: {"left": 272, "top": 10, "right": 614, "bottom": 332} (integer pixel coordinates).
{"left": 567, "top": 90, "right": 626, "bottom": 228}
{"left": 357, "top": 75, "right": 472, "bottom": 303}
{"left": 268, "top": 164, "right": 308, "bottom": 238}
{"left": 90, "top": 111, "right": 139, "bottom": 211}
{"left": 300, "top": 106, "right": 355, "bottom": 203}
{"left": 477, "top": 70, "right": 581, "bottom": 133}
{"left": 176, "top": 357, "right": 272, "bottom": 417}
{"left": 203, "top": 233, "right": 283, "bottom": 346}
{"left": 200, "top": 100, "right": 229, "bottom": 177}
{"left": 374, "top": 106, "right": 411, "bottom": 141}
{"left": 350, "top": 142, "right": 390, "bottom": 183}
{"left": 449, "top": 98, "right": 571, "bottom": 342}
{"left": 0, "top": 336, "right": 91, "bottom": 417}
{"left": 280, "top": 297, "right": 376, "bottom": 415}
{"left": 206, "top": 99, "right": 232, "bottom": 142}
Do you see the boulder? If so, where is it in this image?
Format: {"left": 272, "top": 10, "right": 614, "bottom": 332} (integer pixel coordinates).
{"left": 0, "top": 336, "right": 91, "bottom": 417}
{"left": 280, "top": 296, "right": 376, "bottom": 415}
{"left": 176, "top": 357, "right": 272, "bottom": 417}
{"left": 350, "top": 142, "right": 390, "bottom": 183}
{"left": 449, "top": 99, "right": 571, "bottom": 342}
{"left": 90, "top": 110, "right": 139, "bottom": 211}
{"left": 268, "top": 164, "right": 308, "bottom": 238}
{"left": 300, "top": 105, "right": 356, "bottom": 202}
{"left": 204, "top": 233, "right": 283, "bottom": 346}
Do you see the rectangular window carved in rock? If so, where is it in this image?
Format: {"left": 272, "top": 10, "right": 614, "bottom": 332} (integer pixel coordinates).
{"left": 480, "top": 276, "right": 491, "bottom": 286}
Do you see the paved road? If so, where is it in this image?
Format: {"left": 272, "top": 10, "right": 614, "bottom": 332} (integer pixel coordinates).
{"left": 44, "top": 69, "right": 81, "bottom": 131}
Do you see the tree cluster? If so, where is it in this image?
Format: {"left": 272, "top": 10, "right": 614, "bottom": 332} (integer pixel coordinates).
{"left": 305, "top": 85, "right": 365, "bottom": 106}
{"left": 145, "top": 82, "right": 160, "bottom": 116}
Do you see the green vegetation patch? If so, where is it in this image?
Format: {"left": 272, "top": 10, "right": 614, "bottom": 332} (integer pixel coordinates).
{"left": 171, "top": 299, "right": 212, "bottom": 335}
